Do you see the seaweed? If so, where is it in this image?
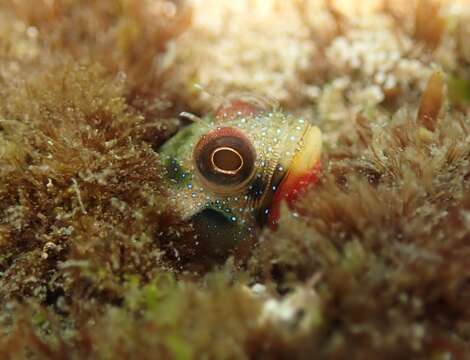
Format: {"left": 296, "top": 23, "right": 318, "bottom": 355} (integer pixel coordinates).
{"left": 250, "top": 73, "right": 470, "bottom": 357}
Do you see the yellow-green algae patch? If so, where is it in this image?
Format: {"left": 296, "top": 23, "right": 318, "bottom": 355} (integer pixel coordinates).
{"left": 0, "top": 61, "right": 174, "bottom": 302}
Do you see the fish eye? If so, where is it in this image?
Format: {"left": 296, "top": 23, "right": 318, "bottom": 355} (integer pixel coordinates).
{"left": 194, "top": 127, "right": 255, "bottom": 191}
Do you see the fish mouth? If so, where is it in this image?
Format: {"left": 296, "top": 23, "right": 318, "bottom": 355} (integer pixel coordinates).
{"left": 266, "top": 125, "right": 322, "bottom": 229}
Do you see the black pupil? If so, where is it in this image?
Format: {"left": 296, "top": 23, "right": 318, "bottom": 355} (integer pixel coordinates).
{"left": 212, "top": 148, "right": 242, "bottom": 173}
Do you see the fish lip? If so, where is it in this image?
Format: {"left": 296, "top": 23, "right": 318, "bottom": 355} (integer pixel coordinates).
{"left": 255, "top": 164, "right": 288, "bottom": 226}
{"left": 265, "top": 125, "right": 322, "bottom": 229}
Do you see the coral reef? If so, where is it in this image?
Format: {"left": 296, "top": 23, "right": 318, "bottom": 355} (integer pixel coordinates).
{"left": 0, "top": 0, "right": 469, "bottom": 359}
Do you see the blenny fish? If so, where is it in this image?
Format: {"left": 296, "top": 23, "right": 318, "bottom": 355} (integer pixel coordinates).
{"left": 159, "top": 97, "right": 321, "bottom": 263}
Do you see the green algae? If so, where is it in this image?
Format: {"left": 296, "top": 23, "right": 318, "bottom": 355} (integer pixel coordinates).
{"left": 449, "top": 75, "right": 470, "bottom": 107}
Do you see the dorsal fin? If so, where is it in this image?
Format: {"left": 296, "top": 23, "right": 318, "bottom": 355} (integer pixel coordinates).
{"left": 215, "top": 99, "right": 264, "bottom": 121}
{"left": 215, "top": 94, "right": 277, "bottom": 121}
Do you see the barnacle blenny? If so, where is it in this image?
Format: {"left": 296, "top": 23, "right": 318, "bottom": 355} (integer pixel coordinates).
{"left": 159, "top": 97, "right": 321, "bottom": 259}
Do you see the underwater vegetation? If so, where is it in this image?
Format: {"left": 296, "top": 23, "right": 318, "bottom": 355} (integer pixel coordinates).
{"left": 0, "top": 0, "right": 470, "bottom": 359}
